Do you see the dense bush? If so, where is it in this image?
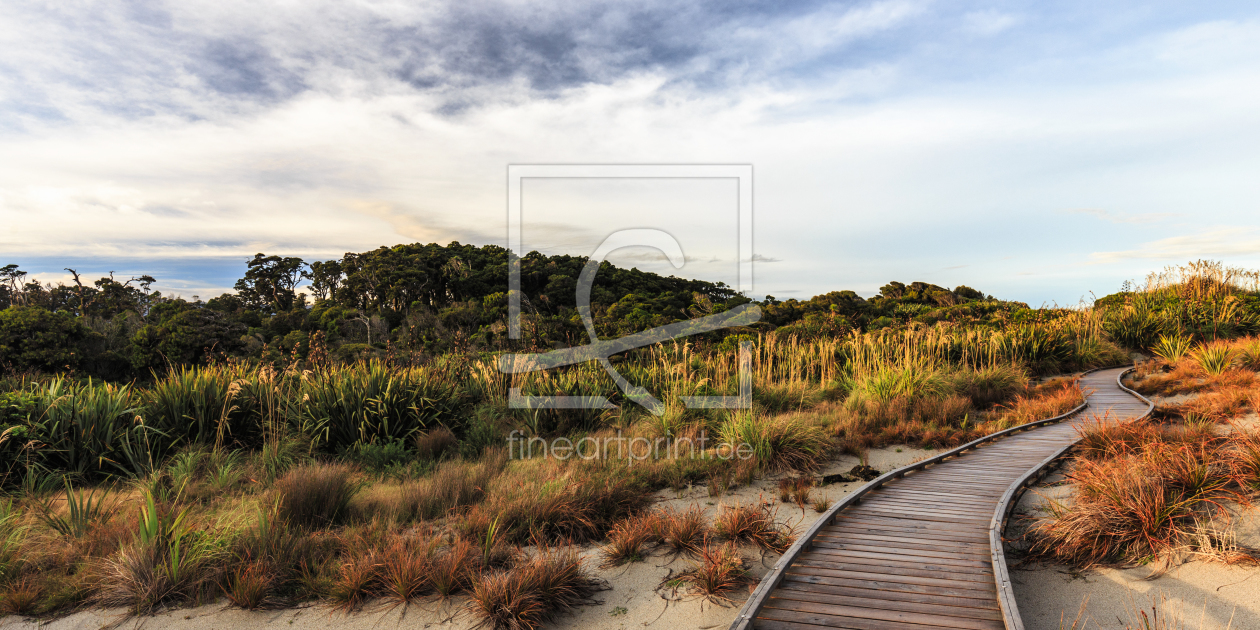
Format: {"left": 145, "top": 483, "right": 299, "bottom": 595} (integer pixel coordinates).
{"left": 0, "top": 306, "right": 95, "bottom": 372}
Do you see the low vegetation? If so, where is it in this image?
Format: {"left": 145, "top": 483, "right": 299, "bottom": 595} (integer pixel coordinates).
{"left": 1030, "top": 336, "right": 1260, "bottom": 571}
{"left": 3, "top": 259, "right": 1259, "bottom": 623}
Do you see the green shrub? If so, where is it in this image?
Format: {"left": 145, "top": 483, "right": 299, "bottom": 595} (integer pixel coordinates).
{"left": 1190, "top": 343, "right": 1236, "bottom": 376}
{"left": 1151, "top": 334, "right": 1194, "bottom": 363}
{"left": 0, "top": 307, "right": 97, "bottom": 372}
{"left": 301, "top": 362, "right": 460, "bottom": 452}
{"left": 28, "top": 379, "right": 155, "bottom": 478}
{"left": 343, "top": 438, "right": 412, "bottom": 474}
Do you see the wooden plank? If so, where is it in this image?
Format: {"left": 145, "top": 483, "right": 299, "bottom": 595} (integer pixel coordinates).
{"left": 792, "top": 555, "right": 995, "bottom": 580}
{"left": 784, "top": 565, "right": 996, "bottom": 591}
{"left": 845, "top": 505, "right": 994, "bottom": 524}
{"left": 776, "top": 580, "right": 999, "bottom": 612}
{"left": 868, "top": 488, "right": 1004, "bottom": 504}
{"left": 821, "top": 526, "right": 988, "bottom": 546}
{"left": 759, "top": 600, "right": 1005, "bottom": 630}
{"left": 812, "top": 533, "right": 993, "bottom": 556}
{"left": 802, "top": 546, "right": 993, "bottom": 569}
{"left": 859, "top": 498, "right": 995, "bottom": 513}
{"left": 767, "top": 587, "right": 1004, "bottom": 621}
{"left": 830, "top": 515, "right": 990, "bottom": 535}
{"left": 780, "top": 572, "right": 995, "bottom": 599}
{"left": 809, "top": 541, "right": 992, "bottom": 562}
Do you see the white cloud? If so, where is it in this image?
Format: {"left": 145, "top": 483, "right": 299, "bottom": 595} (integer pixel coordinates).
{"left": 1088, "top": 229, "right": 1260, "bottom": 264}
{"left": 3, "top": 2, "right": 1260, "bottom": 305}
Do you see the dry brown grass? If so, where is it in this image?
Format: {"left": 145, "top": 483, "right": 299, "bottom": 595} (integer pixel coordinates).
{"left": 599, "top": 514, "right": 653, "bottom": 567}
{"left": 711, "top": 503, "right": 794, "bottom": 553}
{"left": 831, "top": 377, "right": 1085, "bottom": 455}
{"left": 467, "top": 548, "right": 603, "bottom": 630}
{"left": 671, "top": 540, "right": 751, "bottom": 603}
{"left": 274, "top": 463, "right": 358, "bottom": 529}
{"left": 1032, "top": 420, "right": 1258, "bottom": 569}
{"left": 655, "top": 506, "right": 709, "bottom": 555}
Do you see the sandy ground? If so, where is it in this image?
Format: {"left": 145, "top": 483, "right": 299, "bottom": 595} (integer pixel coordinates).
{"left": 0, "top": 446, "right": 939, "bottom": 630}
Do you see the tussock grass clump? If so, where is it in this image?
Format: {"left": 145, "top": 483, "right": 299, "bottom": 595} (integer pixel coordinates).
{"left": 95, "top": 492, "right": 233, "bottom": 613}
{"left": 226, "top": 504, "right": 326, "bottom": 607}
{"left": 1032, "top": 421, "right": 1258, "bottom": 569}
{"left": 468, "top": 570, "right": 542, "bottom": 630}
{"left": 0, "top": 578, "right": 42, "bottom": 615}
{"left": 326, "top": 551, "right": 380, "bottom": 613}
{"left": 948, "top": 364, "right": 1026, "bottom": 408}
{"left": 222, "top": 560, "right": 272, "bottom": 609}
{"left": 460, "top": 457, "right": 648, "bottom": 545}
{"left": 712, "top": 503, "right": 793, "bottom": 553}
{"left": 672, "top": 540, "right": 750, "bottom": 603}
{"left": 467, "top": 549, "right": 603, "bottom": 630}
{"left": 656, "top": 506, "right": 709, "bottom": 555}
{"left": 719, "top": 411, "right": 830, "bottom": 472}
{"left": 274, "top": 463, "right": 357, "bottom": 529}
{"left": 599, "top": 514, "right": 653, "bottom": 567}
{"left": 428, "top": 536, "right": 479, "bottom": 597}
{"left": 414, "top": 426, "right": 458, "bottom": 461}
{"left": 392, "top": 449, "right": 507, "bottom": 522}
{"left": 378, "top": 537, "right": 431, "bottom": 607}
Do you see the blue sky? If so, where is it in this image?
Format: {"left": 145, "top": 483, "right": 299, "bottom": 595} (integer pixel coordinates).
{"left": 2, "top": 0, "right": 1259, "bottom": 305}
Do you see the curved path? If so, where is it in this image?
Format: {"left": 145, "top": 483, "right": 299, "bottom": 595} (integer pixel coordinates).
{"left": 730, "top": 367, "right": 1152, "bottom": 630}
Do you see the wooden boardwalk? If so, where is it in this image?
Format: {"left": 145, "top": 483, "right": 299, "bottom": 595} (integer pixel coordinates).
{"left": 731, "top": 367, "right": 1153, "bottom": 630}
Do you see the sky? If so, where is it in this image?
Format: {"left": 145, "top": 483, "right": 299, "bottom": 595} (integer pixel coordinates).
{"left": 2, "top": 0, "right": 1260, "bottom": 305}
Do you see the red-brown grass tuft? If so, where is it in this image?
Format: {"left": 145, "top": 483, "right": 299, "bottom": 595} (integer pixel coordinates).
{"left": 672, "top": 540, "right": 750, "bottom": 603}
{"left": 712, "top": 503, "right": 794, "bottom": 553}
{"left": 222, "top": 560, "right": 273, "bottom": 609}
{"left": 0, "top": 578, "right": 42, "bottom": 615}
{"left": 428, "top": 537, "right": 479, "bottom": 597}
{"left": 1032, "top": 423, "right": 1249, "bottom": 568}
{"left": 468, "top": 570, "right": 544, "bottom": 630}
{"left": 468, "top": 548, "right": 603, "bottom": 630}
{"left": 656, "top": 506, "right": 708, "bottom": 555}
{"left": 326, "top": 551, "right": 380, "bottom": 613}
{"left": 599, "top": 514, "right": 653, "bottom": 567}
{"left": 517, "top": 548, "right": 604, "bottom": 615}
{"left": 378, "top": 537, "right": 432, "bottom": 607}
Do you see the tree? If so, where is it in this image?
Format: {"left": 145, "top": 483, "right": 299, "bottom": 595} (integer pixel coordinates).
{"left": 234, "top": 254, "right": 306, "bottom": 312}
{"left": 307, "top": 259, "right": 343, "bottom": 302}
{"left": 0, "top": 265, "right": 27, "bottom": 308}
